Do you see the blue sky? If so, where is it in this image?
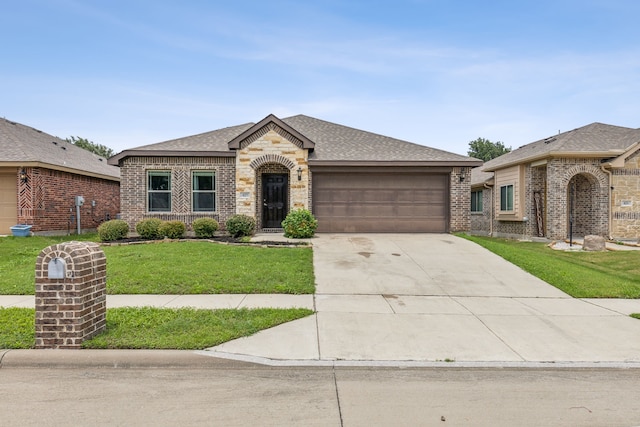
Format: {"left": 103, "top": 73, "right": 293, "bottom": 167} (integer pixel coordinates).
{"left": 2, "top": 0, "right": 639, "bottom": 155}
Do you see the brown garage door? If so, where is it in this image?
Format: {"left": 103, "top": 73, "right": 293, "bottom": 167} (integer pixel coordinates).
{"left": 312, "top": 172, "right": 449, "bottom": 233}
{"left": 0, "top": 170, "right": 18, "bottom": 235}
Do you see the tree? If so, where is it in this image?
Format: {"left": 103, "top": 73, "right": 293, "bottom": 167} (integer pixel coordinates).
{"left": 467, "top": 137, "right": 511, "bottom": 162}
{"left": 66, "top": 136, "right": 115, "bottom": 159}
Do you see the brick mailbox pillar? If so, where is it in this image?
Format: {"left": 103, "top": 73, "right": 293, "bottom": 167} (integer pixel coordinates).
{"left": 35, "top": 241, "right": 107, "bottom": 349}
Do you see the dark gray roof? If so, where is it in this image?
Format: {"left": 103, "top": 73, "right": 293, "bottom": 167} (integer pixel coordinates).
{"left": 0, "top": 118, "right": 119, "bottom": 180}
{"left": 470, "top": 166, "right": 493, "bottom": 187}
{"left": 132, "top": 122, "right": 254, "bottom": 152}
{"left": 283, "top": 115, "right": 478, "bottom": 163}
{"left": 111, "top": 114, "right": 480, "bottom": 166}
{"left": 483, "top": 122, "right": 640, "bottom": 171}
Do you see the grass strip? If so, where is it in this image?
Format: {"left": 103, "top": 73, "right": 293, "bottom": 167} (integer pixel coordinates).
{"left": 0, "top": 236, "right": 315, "bottom": 295}
{"left": 458, "top": 234, "right": 640, "bottom": 298}
{"left": 102, "top": 242, "right": 314, "bottom": 295}
{"left": 0, "top": 307, "right": 313, "bottom": 350}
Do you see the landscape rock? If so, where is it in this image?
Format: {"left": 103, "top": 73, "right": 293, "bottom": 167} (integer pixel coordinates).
{"left": 583, "top": 235, "right": 606, "bottom": 251}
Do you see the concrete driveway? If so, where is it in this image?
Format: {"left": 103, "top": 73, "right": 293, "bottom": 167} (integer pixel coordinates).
{"left": 207, "top": 234, "right": 640, "bottom": 364}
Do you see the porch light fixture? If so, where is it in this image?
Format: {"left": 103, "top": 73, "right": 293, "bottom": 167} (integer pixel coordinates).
{"left": 19, "top": 168, "right": 28, "bottom": 183}
{"left": 297, "top": 167, "right": 303, "bottom": 181}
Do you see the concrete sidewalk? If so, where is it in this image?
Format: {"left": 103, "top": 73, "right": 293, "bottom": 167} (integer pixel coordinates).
{"left": 0, "top": 294, "right": 314, "bottom": 310}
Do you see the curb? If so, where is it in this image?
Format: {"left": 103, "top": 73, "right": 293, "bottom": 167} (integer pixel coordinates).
{"left": 4, "top": 348, "right": 640, "bottom": 370}
{"left": 0, "top": 349, "right": 260, "bottom": 369}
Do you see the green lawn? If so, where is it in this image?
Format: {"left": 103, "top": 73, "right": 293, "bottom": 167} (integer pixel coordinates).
{"left": 0, "top": 234, "right": 97, "bottom": 294}
{"left": 459, "top": 234, "right": 640, "bottom": 298}
{"left": 0, "top": 307, "right": 313, "bottom": 349}
{"left": 0, "top": 236, "right": 315, "bottom": 295}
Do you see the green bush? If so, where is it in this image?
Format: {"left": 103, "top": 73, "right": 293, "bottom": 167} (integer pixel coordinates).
{"left": 97, "top": 219, "right": 129, "bottom": 242}
{"left": 225, "top": 214, "right": 256, "bottom": 238}
{"left": 158, "top": 220, "right": 186, "bottom": 239}
{"left": 282, "top": 209, "right": 318, "bottom": 238}
{"left": 135, "top": 218, "right": 163, "bottom": 239}
{"left": 192, "top": 217, "right": 219, "bottom": 238}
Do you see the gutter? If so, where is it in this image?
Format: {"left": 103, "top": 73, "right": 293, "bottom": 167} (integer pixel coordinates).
{"left": 108, "top": 150, "right": 235, "bottom": 166}
{"left": 308, "top": 160, "right": 483, "bottom": 167}
{"left": 483, "top": 150, "right": 626, "bottom": 172}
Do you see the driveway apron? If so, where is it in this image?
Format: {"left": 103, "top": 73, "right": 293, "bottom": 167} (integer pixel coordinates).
{"left": 207, "top": 234, "right": 640, "bottom": 363}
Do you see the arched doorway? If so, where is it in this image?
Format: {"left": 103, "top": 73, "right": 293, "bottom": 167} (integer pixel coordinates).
{"left": 567, "top": 173, "right": 599, "bottom": 238}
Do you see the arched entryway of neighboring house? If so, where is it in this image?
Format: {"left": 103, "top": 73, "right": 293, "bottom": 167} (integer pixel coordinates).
{"left": 250, "top": 155, "right": 296, "bottom": 230}
{"left": 563, "top": 166, "right": 608, "bottom": 240}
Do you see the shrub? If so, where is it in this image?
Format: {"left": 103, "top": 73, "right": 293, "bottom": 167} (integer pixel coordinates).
{"left": 158, "top": 220, "right": 186, "bottom": 239}
{"left": 192, "top": 217, "right": 219, "bottom": 238}
{"left": 225, "top": 214, "right": 256, "bottom": 238}
{"left": 97, "top": 219, "right": 129, "bottom": 242}
{"left": 135, "top": 218, "right": 163, "bottom": 239}
{"left": 282, "top": 209, "right": 318, "bottom": 238}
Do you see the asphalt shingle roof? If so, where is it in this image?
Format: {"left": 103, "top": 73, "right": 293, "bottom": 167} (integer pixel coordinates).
{"left": 0, "top": 118, "right": 120, "bottom": 180}
{"left": 115, "top": 114, "right": 480, "bottom": 164}
{"left": 482, "top": 122, "right": 640, "bottom": 172}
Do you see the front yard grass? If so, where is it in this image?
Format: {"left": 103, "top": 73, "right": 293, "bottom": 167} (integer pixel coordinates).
{"left": 0, "top": 307, "right": 313, "bottom": 349}
{"left": 460, "top": 234, "right": 640, "bottom": 298}
{"left": 0, "top": 236, "right": 315, "bottom": 295}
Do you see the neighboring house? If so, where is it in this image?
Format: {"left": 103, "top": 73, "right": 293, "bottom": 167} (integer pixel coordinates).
{"left": 109, "top": 114, "right": 481, "bottom": 233}
{"left": 0, "top": 118, "right": 120, "bottom": 235}
{"left": 470, "top": 122, "right": 640, "bottom": 241}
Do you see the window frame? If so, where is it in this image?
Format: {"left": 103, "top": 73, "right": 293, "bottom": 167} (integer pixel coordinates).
{"left": 147, "top": 170, "right": 172, "bottom": 212}
{"left": 191, "top": 170, "right": 216, "bottom": 212}
{"left": 500, "top": 184, "right": 514, "bottom": 212}
{"left": 471, "top": 190, "right": 483, "bottom": 213}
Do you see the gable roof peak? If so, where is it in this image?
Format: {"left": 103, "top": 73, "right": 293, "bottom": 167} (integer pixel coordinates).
{"left": 227, "top": 113, "right": 315, "bottom": 151}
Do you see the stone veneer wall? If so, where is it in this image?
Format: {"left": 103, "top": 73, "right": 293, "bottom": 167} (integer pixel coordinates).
{"left": 449, "top": 167, "right": 471, "bottom": 232}
{"left": 236, "top": 129, "right": 309, "bottom": 225}
{"left": 119, "top": 156, "right": 236, "bottom": 231}
{"left": 611, "top": 149, "right": 640, "bottom": 239}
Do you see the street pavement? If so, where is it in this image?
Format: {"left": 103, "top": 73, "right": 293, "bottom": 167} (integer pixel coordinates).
{"left": 1, "top": 352, "right": 640, "bottom": 427}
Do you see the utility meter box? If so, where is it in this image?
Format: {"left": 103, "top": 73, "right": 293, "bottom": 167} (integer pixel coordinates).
{"left": 75, "top": 196, "right": 85, "bottom": 206}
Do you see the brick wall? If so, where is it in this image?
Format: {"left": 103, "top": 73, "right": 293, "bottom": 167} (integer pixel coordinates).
{"left": 611, "top": 149, "right": 640, "bottom": 239}
{"left": 17, "top": 167, "right": 119, "bottom": 234}
{"left": 119, "top": 156, "right": 235, "bottom": 231}
{"left": 35, "top": 241, "right": 106, "bottom": 349}
{"left": 470, "top": 187, "right": 492, "bottom": 235}
{"left": 546, "top": 159, "right": 608, "bottom": 240}
{"left": 449, "top": 167, "right": 471, "bottom": 232}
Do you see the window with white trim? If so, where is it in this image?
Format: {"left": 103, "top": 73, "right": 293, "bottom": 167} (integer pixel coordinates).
{"left": 192, "top": 171, "right": 215, "bottom": 212}
{"left": 148, "top": 171, "right": 171, "bottom": 212}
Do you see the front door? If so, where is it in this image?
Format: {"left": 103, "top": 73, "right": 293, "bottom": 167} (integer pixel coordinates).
{"left": 262, "top": 174, "right": 288, "bottom": 228}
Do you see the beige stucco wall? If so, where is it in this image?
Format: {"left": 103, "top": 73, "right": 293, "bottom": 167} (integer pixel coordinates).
{"left": 235, "top": 129, "right": 309, "bottom": 220}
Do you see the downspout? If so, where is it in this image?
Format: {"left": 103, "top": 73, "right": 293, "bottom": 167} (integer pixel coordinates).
{"left": 484, "top": 183, "right": 493, "bottom": 237}
{"left": 600, "top": 165, "right": 613, "bottom": 240}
